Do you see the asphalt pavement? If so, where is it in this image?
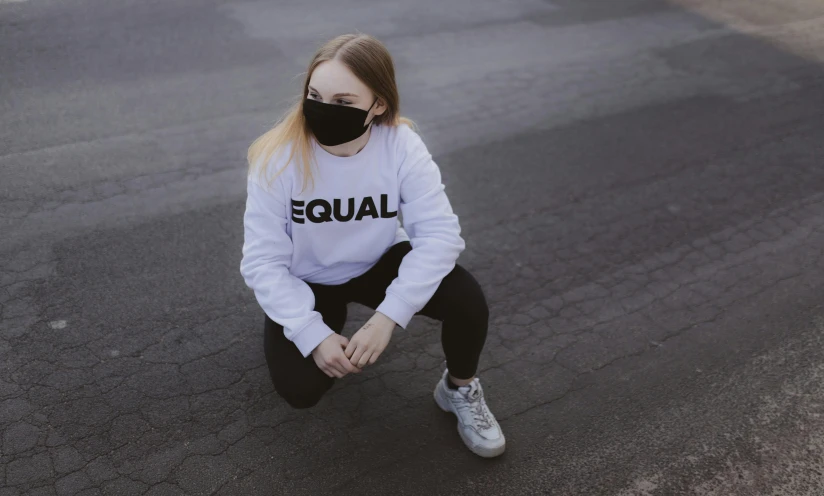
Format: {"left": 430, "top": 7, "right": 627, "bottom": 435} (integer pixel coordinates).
{"left": 2, "top": 0, "right": 824, "bottom": 494}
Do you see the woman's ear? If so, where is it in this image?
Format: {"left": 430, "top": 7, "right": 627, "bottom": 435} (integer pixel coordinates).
{"left": 373, "top": 98, "right": 387, "bottom": 116}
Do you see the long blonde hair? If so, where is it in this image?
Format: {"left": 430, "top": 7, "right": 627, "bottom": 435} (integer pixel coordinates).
{"left": 248, "top": 33, "right": 415, "bottom": 191}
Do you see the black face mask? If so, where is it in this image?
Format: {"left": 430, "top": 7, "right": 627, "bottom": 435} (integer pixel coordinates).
{"left": 302, "top": 97, "right": 379, "bottom": 147}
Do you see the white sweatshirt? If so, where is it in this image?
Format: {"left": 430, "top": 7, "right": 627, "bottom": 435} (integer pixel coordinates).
{"left": 240, "top": 123, "right": 466, "bottom": 357}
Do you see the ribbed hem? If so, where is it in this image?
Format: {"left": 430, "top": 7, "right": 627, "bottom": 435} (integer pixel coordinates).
{"left": 292, "top": 318, "right": 335, "bottom": 358}
{"left": 376, "top": 293, "right": 417, "bottom": 329}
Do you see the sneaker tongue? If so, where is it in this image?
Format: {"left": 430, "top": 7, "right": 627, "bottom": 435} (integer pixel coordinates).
{"left": 461, "top": 381, "right": 480, "bottom": 400}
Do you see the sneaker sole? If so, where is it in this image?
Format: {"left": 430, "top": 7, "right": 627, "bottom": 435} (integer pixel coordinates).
{"left": 434, "top": 383, "right": 506, "bottom": 459}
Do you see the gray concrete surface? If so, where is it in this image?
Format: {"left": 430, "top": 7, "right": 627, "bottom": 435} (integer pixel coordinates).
{"left": 2, "top": 0, "right": 824, "bottom": 494}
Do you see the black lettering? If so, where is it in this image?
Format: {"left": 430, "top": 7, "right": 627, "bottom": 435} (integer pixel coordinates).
{"left": 380, "top": 194, "right": 398, "bottom": 219}
{"left": 333, "top": 198, "right": 355, "bottom": 222}
{"left": 307, "top": 199, "right": 333, "bottom": 223}
{"left": 355, "top": 197, "right": 379, "bottom": 221}
{"left": 291, "top": 199, "right": 305, "bottom": 224}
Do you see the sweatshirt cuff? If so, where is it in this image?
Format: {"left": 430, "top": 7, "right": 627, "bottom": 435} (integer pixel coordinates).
{"left": 376, "top": 293, "right": 417, "bottom": 329}
{"left": 292, "top": 318, "right": 335, "bottom": 358}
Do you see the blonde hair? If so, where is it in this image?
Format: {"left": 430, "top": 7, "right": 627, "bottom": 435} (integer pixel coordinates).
{"left": 248, "top": 33, "right": 415, "bottom": 191}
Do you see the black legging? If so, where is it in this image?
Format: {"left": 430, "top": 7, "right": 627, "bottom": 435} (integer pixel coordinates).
{"left": 264, "top": 241, "right": 489, "bottom": 409}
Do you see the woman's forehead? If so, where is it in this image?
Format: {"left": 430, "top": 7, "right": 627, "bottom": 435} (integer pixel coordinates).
{"left": 309, "top": 60, "right": 369, "bottom": 95}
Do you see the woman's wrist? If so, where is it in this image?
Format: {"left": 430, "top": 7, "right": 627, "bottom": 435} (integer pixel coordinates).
{"left": 374, "top": 311, "right": 397, "bottom": 329}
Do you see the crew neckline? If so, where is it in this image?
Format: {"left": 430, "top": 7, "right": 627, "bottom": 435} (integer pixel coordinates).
{"left": 312, "top": 125, "right": 379, "bottom": 165}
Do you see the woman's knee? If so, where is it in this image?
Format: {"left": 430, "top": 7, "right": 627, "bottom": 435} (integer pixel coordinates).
{"left": 275, "top": 382, "right": 330, "bottom": 409}
{"left": 278, "top": 389, "right": 326, "bottom": 409}
{"left": 474, "top": 289, "right": 490, "bottom": 323}
{"left": 446, "top": 265, "right": 489, "bottom": 323}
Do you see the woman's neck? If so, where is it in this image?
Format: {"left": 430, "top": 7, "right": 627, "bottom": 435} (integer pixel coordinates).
{"left": 318, "top": 125, "right": 372, "bottom": 157}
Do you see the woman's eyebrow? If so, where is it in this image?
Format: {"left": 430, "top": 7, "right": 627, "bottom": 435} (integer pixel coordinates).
{"left": 308, "top": 86, "right": 358, "bottom": 98}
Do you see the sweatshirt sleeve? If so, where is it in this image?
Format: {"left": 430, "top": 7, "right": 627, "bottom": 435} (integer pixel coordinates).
{"left": 240, "top": 174, "right": 334, "bottom": 357}
{"left": 375, "top": 126, "right": 466, "bottom": 328}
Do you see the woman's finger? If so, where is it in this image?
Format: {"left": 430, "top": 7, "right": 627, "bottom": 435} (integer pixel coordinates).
{"left": 324, "top": 357, "right": 346, "bottom": 378}
{"left": 368, "top": 351, "right": 381, "bottom": 365}
{"left": 337, "top": 355, "right": 360, "bottom": 374}
{"left": 357, "top": 350, "right": 372, "bottom": 369}
{"left": 349, "top": 345, "right": 367, "bottom": 367}
{"left": 344, "top": 339, "right": 357, "bottom": 358}
{"left": 325, "top": 365, "right": 341, "bottom": 378}
{"left": 333, "top": 362, "right": 350, "bottom": 378}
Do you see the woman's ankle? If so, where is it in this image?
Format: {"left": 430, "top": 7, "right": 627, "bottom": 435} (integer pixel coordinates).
{"left": 448, "top": 374, "right": 474, "bottom": 388}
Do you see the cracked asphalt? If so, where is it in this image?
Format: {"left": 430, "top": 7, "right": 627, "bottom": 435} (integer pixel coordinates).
{"left": 2, "top": 0, "right": 824, "bottom": 494}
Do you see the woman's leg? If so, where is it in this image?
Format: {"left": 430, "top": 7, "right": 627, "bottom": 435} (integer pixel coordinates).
{"left": 263, "top": 284, "right": 348, "bottom": 409}
{"left": 418, "top": 264, "right": 489, "bottom": 381}
{"left": 349, "top": 242, "right": 502, "bottom": 457}
{"left": 349, "top": 241, "right": 489, "bottom": 379}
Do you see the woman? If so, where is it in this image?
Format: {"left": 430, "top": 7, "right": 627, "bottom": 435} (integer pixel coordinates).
{"left": 240, "top": 33, "right": 505, "bottom": 458}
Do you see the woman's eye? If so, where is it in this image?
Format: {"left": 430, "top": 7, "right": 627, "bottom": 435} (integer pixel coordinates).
{"left": 335, "top": 99, "right": 351, "bottom": 105}
{"left": 309, "top": 93, "right": 321, "bottom": 100}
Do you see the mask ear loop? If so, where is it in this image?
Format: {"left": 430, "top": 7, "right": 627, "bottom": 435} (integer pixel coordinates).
{"left": 364, "top": 97, "right": 380, "bottom": 127}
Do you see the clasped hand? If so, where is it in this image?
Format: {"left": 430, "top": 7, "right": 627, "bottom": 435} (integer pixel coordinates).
{"left": 311, "top": 312, "right": 396, "bottom": 378}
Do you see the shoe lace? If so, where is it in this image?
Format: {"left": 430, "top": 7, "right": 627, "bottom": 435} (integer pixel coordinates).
{"left": 462, "top": 381, "right": 494, "bottom": 430}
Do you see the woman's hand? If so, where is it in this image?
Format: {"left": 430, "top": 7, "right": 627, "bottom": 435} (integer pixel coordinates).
{"left": 345, "top": 312, "right": 396, "bottom": 368}
{"left": 312, "top": 334, "right": 361, "bottom": 378}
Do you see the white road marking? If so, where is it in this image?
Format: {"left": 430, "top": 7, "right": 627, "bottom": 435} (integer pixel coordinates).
{"left": 0, "top": 0, "right": 29, "bottom": 4}
{"left": 49, "top": 320, "right": 67, "bottom": 329}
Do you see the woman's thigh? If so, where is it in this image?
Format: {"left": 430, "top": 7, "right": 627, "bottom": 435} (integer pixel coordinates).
{"left": 347, "top": 242, "right": 413, "bottom": 310}
{"left": 348, "top": 241, "right": 488, "bottom": 324}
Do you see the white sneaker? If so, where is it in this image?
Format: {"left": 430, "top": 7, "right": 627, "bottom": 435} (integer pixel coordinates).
{"left": 434, "top": 370, "right": 506, "bottom": 458}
